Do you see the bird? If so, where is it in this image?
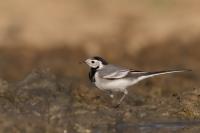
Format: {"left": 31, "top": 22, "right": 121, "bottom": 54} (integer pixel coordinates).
{"left": 82, "top": 56, "right": 190, "bottom": 107}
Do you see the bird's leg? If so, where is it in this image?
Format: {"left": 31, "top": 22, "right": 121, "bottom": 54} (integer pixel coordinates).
{"left": 119, "top": 89, "right": 128, "bottom": 104}
{"left": 115, "top": 89, "right": 128, "bottom": 108}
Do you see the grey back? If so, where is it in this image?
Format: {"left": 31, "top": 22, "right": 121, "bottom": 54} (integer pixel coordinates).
{"left": 98, "top": 64, "right": 129, "bottom": 77}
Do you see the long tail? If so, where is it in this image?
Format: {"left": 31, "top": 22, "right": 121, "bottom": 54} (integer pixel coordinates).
{"left": 135, "top": 69, "right": 191, "bottom": 82}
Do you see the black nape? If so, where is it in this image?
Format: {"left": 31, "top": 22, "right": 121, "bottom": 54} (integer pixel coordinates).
{"left": 93, "top": 56, "right": 108, "bottom": 65}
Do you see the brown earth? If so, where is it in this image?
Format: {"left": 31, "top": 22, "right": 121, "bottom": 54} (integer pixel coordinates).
{"left": 0, "top": 39, "right": 199, "bottom": 133}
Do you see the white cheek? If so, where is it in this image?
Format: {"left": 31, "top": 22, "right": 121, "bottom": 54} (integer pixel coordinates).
{"left": 92, "top": 64, "right": 96, "bottom": 67}
{"left": 95, "top": 63, "right": 99, "bottom": 66}
{"left": 98, "top": 62, "right": 104, "bottom": 69}
{"left": 90, "top": 63, "right": 98, "bottom": 68}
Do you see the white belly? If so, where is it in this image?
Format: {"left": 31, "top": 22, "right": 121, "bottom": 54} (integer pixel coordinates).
{"left": 94, "top": 72, "right": 133, "bottom": 92}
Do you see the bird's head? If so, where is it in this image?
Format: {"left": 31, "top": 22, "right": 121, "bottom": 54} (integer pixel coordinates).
{"left": 84, "top": 56, "right": 108, "bottom": 69}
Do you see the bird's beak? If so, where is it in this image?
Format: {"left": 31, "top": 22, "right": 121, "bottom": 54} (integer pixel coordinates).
{"left": 79, "top": 60, "right": 86, "bottom": 64}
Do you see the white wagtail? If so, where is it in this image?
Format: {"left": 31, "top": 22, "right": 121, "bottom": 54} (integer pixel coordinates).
{"left": 83, "top": 56, "right": 190, "bottom": 106}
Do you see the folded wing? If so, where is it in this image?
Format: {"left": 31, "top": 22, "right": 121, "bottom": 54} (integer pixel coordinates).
{"left": 99, "top": 64, "right": 130, "bottom": 79}
{"left": 99, "top": 66, "right": 190, "bottom": 80}
{"left": 103, "top": 70, "right": 130, "bottom": 79}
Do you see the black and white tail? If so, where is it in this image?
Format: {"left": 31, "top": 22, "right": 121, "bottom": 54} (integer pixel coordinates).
{"left": 131, "top": 69, "right": 191, "bottom": 83}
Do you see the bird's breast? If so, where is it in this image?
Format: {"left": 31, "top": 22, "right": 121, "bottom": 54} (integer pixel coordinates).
{"left": 94, "top": 72, "right": 132, "bottom": 92}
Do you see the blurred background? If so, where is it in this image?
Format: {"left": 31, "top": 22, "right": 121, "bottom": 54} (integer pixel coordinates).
{"left": 0, "top": 0, "right": 200, "bottom": 80}
{"left": 0, "top": 0, "right": 200, "bottom": 133}
{"left": 0, "top": 0, "right": 200, "bottom": 81}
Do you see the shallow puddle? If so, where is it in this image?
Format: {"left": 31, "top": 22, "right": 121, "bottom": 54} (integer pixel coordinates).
{"left": 93, "top": 120, "right": 200, "bottom": 133}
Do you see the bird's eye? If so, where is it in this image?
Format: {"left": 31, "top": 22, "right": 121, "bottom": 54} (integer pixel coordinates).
{"left": 91, "top": 61, "right": 95, "bottom": 63}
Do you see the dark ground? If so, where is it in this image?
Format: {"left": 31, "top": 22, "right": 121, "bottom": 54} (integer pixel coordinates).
{"left": 0, "top": 39, "right": 200, "bottom": 133}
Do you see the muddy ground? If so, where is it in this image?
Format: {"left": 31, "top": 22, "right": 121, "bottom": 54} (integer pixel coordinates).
{"left": 0, "top": 40, "right": 200, "bottom": 133}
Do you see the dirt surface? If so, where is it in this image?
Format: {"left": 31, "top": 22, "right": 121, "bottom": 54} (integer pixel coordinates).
{"left": 0, "top": 40, "right": 199, "bottom": 133}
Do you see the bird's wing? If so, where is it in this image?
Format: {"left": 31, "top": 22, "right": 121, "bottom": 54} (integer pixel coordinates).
{"left": 99, "top": 65, "right": 130, "bottom": 79}
{"left": 102, "top": 70, "right": 130, "bottom": 79}
{"left": 100, "top": 64, "right": 190, "bottom": 80}
{"left": 103, "top": 69, "right": 190, "bottom": 80}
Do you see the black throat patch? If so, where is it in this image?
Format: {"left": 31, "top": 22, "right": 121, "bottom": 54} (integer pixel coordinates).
{"left": 89, "top": 56, "right": 108, "bottom": 82}
{"left": 89, "top": 67, "right": 98, "bottom": 82}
